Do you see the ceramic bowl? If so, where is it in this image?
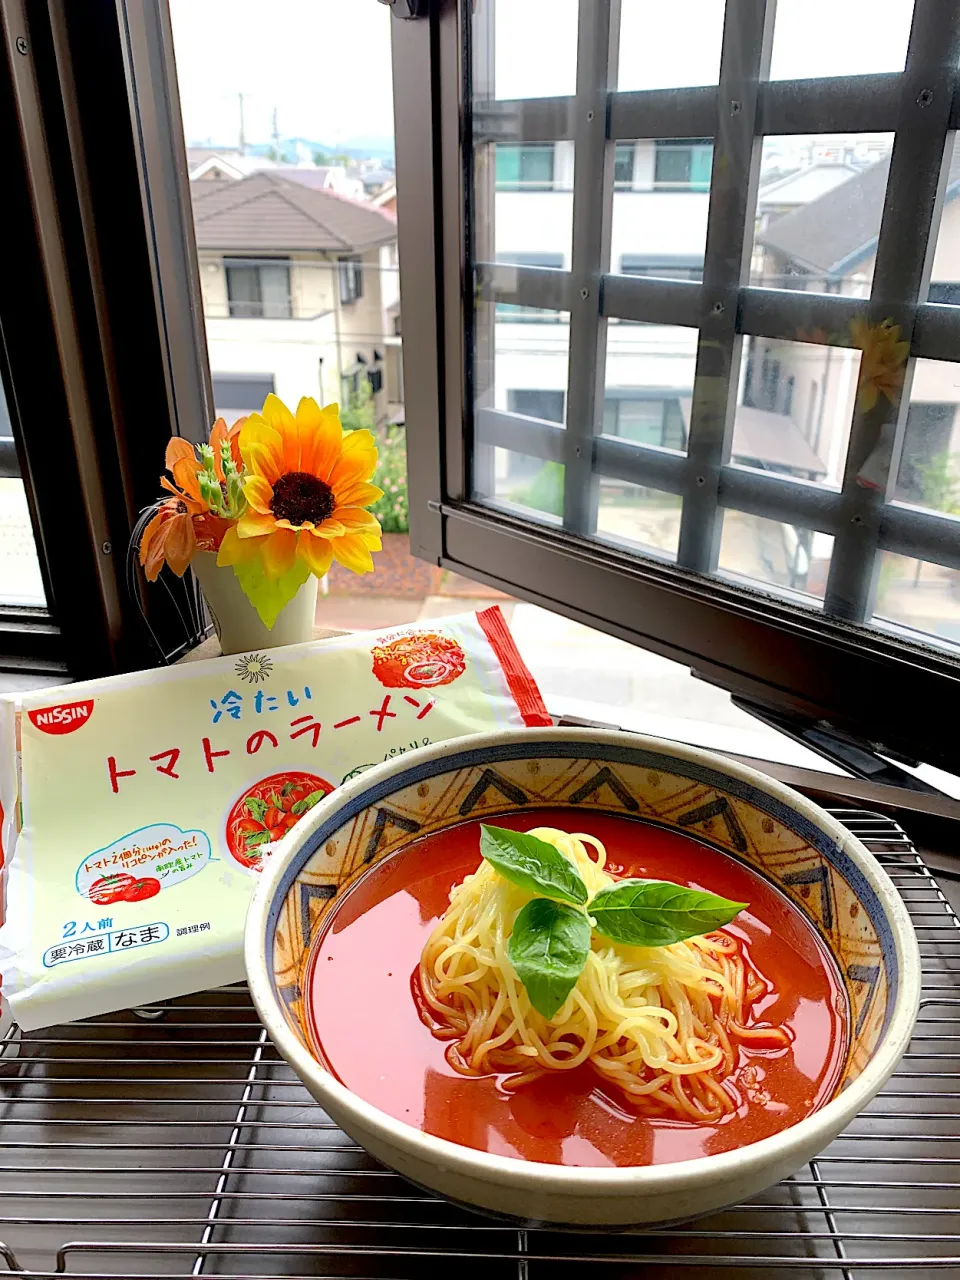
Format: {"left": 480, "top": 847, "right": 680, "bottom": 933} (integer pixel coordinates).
{"left": 245, "top": 728, "right": 921, "bottom": 1227}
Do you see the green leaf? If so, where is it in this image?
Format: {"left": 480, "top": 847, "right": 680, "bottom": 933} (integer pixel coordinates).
{"left": 244, "top": 830, "right": 273, "bottom": 849}
{"left": 479, "top": 825, "right": 588, "bottom": 905}
{"left": 290, "top": 789, "right": 327, "bottom": 816}
{"left": 507, "top": 898, "right": 591, "bottom": 1019}
{"left": 589, "top": 880, "right": 747, "bottom": 948}
{"left": 244, "top": 796, "right": 268, "bottom": 823}
{"left": 231, "top": 555, "right": 311, "bottom": 629}
{"left": 280, "top": 781, "right": 297, "bottom": 797}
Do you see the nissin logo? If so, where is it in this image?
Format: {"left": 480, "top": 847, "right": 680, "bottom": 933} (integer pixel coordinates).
{"left": 28, "top": 700, "right": 94, "bottom": 735}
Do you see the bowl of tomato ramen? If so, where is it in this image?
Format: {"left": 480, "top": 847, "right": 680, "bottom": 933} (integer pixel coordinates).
{"left": 245, "top": 728, "right": 920, "bottom": 1227}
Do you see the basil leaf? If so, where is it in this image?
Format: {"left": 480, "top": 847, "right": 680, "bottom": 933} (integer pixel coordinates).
{"left": 290, "top": 789, "right": 327, "bottom": 816}
{"left": 507, "top": 898, "right": 591, "bottom": 1019}
{"left": 244, "top": 830, "right": 273, "bottom": 849}
{"left": 244, "top": 796, "right": 268, "bottom": 823}
{"left": 589, "top": 879, "right": 747, "bottom": 947}
{"left": 479, "top": 825, "right": 588, "bottom": 905}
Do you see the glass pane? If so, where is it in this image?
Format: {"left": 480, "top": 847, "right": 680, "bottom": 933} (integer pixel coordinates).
{"left": 925, "top": 135, "right": 960, "bottom": 305}
{"left": 0, "top": 375, "right": 45, "bottom": 607}
{"left": 873, "top": 554, "right": 960, "bottom": 646}
{"left": 617, "top": 0, "right": 724, "bottom": 92}
{"left": 603, "top": 323, "right": 697, "bottom": 452}
{"left": 171, "top": 1, "right": 428, "bottom": 635}
{"left": 733, "top": 337, "right": 860, "bottom": 487}
{"left": 490, "top": 0, "right": 578, "bottom": 100}
{"left": 751, "top": 135, "right": 894, "bottom": 296}
{"left": 894, "top": 358, "right": 960, "bottom": 512}
{"left": 475, "top": 451, "right": 565, "bottom": 524}
{"left": 478, "top": 143, "right": 573, "bottom": 267}
{"left": 718, "top": 515, "right": 834, "bottom": 603}
{"left": 611, "top": 138, "right": 710, "bottom": 279}
{"left": 769, "top": 0, "right": 914, "bottom": 80}
{"left": 595, "top": 481, "right": 681, "bottom": 561}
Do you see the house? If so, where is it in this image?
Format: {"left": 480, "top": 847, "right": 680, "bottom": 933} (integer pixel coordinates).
{"left": 753, "top": 141, "right": 960, "bottom": 503}
{"left": 280, "top": 167, "right": 366, "bottom": 202}
{"left": 186, "top": 148, "right": 281, "bottom": 182}
{"left": 190, "top": 171, "right": 402, "bottom": 426}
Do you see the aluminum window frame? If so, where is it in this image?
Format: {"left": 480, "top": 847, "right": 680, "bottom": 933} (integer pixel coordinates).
{"left": 391, "top": 0, "right": 960, "bottom": 774}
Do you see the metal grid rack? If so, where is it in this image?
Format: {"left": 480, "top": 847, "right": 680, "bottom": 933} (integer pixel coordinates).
{"left": 0, "top": 809, "right": 958, "bottom": 1277}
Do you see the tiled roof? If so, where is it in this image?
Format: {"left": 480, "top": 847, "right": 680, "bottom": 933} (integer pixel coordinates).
{"left": 757, "top": 142, "right": 960, "bottom": 275}
{"left": 190, "top": 171, "right": 397, "bottom": 253}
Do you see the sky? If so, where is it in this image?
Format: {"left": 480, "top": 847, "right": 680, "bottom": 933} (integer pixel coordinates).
{"left": 168, "top": 0, "right": 916, "bottom": 149}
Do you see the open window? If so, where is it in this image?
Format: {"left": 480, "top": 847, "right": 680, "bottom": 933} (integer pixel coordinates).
{"left": 390, "top": 0, "right": 960, "bottom": 775}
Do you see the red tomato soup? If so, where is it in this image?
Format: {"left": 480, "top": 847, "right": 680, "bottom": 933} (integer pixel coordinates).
{"left": 306, "top": 810, "right": 848, "bottom": 1168}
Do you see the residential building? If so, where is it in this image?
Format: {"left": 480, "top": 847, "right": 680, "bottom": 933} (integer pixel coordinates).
{"left": 190, "top": 171, "right": 401, "bottom": 426}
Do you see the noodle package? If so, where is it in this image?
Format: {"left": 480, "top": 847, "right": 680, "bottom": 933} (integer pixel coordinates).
{"left": 0, "top": 606, "right": 550, "bottom": 1031}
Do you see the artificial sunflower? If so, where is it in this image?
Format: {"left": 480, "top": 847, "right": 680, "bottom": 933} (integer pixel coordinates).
{"left": 850, "top": 317, "right": 909, "bottom": 414}
{"left": 217, "top": 394, "right": 383, "bottom": 581}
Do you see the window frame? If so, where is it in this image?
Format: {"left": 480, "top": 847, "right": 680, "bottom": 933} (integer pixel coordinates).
{"left": 0, "top": 0, "right": 211, "bottom": 678}
{"left": 338, "top": 255, "right": 364, "bottom": 306}
{"left": 224, "top": 256, "right": 293, "bottom": 319}
{"left": 390, "top": 0, "right": 960, "bottom": 775}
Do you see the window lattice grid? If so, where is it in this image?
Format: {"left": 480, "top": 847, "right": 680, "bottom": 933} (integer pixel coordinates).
{"left": 468, "top": 0, "right": 960, "bottom": 624}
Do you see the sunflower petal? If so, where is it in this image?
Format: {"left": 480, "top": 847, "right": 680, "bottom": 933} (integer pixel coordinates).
{"left": 217, "top": 524, "right": 266, "bottom": 567}
{"left": 329, "top": 429, "right": 379, "bottom": 496}
{"left": 244, "top": 475, "right": 274, "bottom": 515}
{"left": 238, "top": 510, "right": 278, "bottom": 539}
{"left": 165, "top": 437, "right": 196, "bottom": 473}
{"left": 332, "top": 480, "right": 384, "bottom": 509}
{"left": 296, "top": 397, "right": 344, "bottom": 479}
{"left": 239, "top": 416, "right": 285, "bottom": 482}
{"left": 298, "top": 533, "right": 334, "bottom": 577}
{"left": 259, "top": 394, "right": 300, "bottom": 472}
{"left": 261, "top": 528, "right": 298, "bottom": 579}
{"left": 334, "top": 508, "right": 382, "bottom": 536}
{"left": 331, "top": 532, "right": 375, "bottom": 575}
{"left": 308, "top": 518, "right": 347, "bottom": 539}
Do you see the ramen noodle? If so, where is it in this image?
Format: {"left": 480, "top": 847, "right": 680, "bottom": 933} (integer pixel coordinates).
{"left": 0, "top": 606, "right": 549, "bottom": 1031}
{"left": 418, "top": 826, "right": 790, "bottom": 1122}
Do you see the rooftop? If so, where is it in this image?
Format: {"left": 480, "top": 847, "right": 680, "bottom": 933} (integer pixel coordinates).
{"left": 757, "top": 142, "right": 960, "bottom": 276}
{"left": 190, "top": 171, "right": 397, "bottom": 253}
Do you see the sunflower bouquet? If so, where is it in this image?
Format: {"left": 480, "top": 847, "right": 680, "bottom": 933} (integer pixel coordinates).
{"left": 139, "top": 394, "right": 382, "bottom": 627}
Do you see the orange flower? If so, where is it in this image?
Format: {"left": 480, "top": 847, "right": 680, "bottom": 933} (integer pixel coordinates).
{"left": 139, "top": 430, "right": 236, "bottom": 581}
{"left": 217, "top": 395, "right": 382, "bottom": 580}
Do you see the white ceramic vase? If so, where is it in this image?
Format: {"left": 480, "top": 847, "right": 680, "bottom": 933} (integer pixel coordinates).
{"left": 191, "top": 550, "right": 319, "bottom": 655}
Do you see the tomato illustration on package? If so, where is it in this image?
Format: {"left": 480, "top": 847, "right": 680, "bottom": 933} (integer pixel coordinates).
{"left": 0, "top": 606, "right": 550, "bottom": 1031}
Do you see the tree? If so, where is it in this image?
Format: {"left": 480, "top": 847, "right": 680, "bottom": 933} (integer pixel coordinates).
{"left": 313, "top": 150, "right": 331, "bottom": 167}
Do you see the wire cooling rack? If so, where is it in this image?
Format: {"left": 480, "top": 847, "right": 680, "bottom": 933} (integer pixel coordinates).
{"left": 0, "top": 808, "right": 957, "bottom": 1278}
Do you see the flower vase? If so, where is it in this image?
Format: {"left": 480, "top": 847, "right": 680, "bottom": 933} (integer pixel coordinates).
{"left": 191, "top": 551, "right": 319, "bottom": 655}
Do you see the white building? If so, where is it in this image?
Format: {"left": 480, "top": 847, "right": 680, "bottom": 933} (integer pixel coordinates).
{"left": 191, "top": 171, "right": 401, "bottom": 427}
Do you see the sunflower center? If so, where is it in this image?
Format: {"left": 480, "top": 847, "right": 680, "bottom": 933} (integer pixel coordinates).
{"left": 270, "top": 471, "right": 336, "bottom": 526}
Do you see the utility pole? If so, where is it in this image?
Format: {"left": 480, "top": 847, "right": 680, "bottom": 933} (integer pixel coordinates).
{"left": 238, "top": 93, "right": 246, "bottom": 155}
{"left": 272, "top": 107, "right": 280, "bottom": 159}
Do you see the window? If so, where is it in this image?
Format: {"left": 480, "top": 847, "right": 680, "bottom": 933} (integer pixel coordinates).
{"left": 620, "top": 255, "right": 703, "bottom": 283}
{"left": 212, "top": 375, "right": 275, "bottom": 419}
{"left": 653, "top": 139, "right": 713, "bottom": 191}
{"left": 224, "top": 258, "right": 292, "bottom": 318}
{"left": 614, "top": 144, "right": 635, "bottom": 188}
{"left": 396, "top": 0, "right": 960, "bottom": 775}
{"left": 508, "top": 390, "right": 565, "bottom": 424}
{"left": 495, "top": 145, "right": 555, "bottom": 191}
{"left": 603, "top": 397, "right": 686, "bottom": 451}
{"left": 338, "top": 256, "right": 363, "bottom": 306}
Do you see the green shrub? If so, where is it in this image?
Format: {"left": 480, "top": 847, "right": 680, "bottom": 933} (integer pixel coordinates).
{"left": 371, "top": 426, "right": 409, "bottom": 534}
{"left": 512, "top": 461, "right": 565, "bottom": 518}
